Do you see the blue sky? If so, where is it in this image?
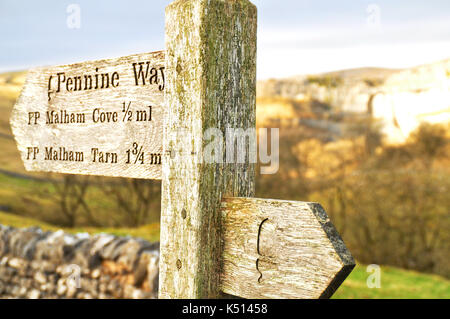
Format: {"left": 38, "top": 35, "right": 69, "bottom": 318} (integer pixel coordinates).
{"left": 1, "top": 0, "right": 450, "bottom": 79}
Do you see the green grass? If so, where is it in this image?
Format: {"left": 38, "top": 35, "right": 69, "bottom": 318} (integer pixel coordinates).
{"left": 0, "top": 209, "right": 57, "bottom": 230}
{"left": 333, "top": 264, "right": 450, "bottom": 299}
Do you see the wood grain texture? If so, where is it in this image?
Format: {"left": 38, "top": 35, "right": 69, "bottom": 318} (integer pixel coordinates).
{"left": 220, "top": 197, "right": 355, "bottom": 299}
{"left": 10, "top": 51, "right": 165, "bottom": 179}
{"left": 159, "top": 0, "right": 257, "bottom": 299}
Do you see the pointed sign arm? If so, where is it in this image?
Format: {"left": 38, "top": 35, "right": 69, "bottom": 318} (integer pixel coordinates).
{"left": 220, "top": 197, "right": 355, "bottom": 299}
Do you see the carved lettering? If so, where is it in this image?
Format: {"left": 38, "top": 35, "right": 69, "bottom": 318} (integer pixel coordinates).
{"left": 132, "top": 62, "right": 165, "bottom": 91}
{"left": 48, "top": 69, "right": 120, "bottom": 100}
{"left": 44, "top": 147, "right": 84, "bottom": 162}
{"left": 91, "top": 148, "right": 118, "bottom": 164}
{"left": 46, "top": 110, "right": 86, "bottom": 124}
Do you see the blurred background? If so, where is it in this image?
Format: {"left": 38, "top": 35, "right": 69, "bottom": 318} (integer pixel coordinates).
{"left": 0, "top": 0, "right": 449, "bottom": 298}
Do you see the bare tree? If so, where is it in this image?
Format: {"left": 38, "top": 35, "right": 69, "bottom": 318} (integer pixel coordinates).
{"left": 101, "top": 178, "right": 161, "bottom": 227}
{"left": 50, "top": 175, "right": 99, "bottom": 227}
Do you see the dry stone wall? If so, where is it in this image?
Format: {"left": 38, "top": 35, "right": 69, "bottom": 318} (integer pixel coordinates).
{"left": 0, "top": 225, "right": 159, "bottom": 299}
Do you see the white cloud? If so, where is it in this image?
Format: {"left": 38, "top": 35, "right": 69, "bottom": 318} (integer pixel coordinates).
{"left": 257, "top": 41, "right": 450, "bottom": 79}
{"left": 257, "top": 17, "right": 450, "bottom": 79}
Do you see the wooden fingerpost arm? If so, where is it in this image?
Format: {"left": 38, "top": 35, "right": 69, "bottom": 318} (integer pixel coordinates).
{"left": 220, "top": 198, "right": 355, "bottom": 299}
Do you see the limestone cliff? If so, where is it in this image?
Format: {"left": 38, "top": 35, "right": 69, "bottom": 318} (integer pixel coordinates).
{"left": 257, "top": 60, "right": 450, "bottom": 143}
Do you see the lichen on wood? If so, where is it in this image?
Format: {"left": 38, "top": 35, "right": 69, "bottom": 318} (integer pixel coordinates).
{"left": 159, "top": 0, "right": 257, "bottom": 299}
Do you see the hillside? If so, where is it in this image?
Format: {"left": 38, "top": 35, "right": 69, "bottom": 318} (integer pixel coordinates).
{"left": 257, "top": 60, "right": 450, "bottom": 144}
{"left": 0, "top": 71, "right": 32, "bottom": 173}
{"left": 257, "top": 67, "right": 400, "bottom": 113}
{"left": 372, "top": 59, "right": 450, "bottom": 143}
{"left": 321, "top": 67, "right": 401, "bottom": 82}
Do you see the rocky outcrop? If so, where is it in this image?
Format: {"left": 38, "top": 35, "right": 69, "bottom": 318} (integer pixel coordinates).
{"left": 257, "top": 61, "right": 450, "bottom": 144}
{"left": 371, "top": 59, "right": 450, "bottom": 143}
{"left": 257, "top": 68, "right": 397, "bottom": 113}
{"left": 0, "top": 225, "right": 159, "bottom": 299}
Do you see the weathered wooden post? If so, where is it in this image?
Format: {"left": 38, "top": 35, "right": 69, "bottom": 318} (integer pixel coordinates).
{"left": 159, "top": 0, "right": 257, "bottom": 299}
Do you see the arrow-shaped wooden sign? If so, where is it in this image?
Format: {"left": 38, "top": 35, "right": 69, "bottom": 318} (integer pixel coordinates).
{"left": 221, "top": 198, "right": 355, "bottom": 299}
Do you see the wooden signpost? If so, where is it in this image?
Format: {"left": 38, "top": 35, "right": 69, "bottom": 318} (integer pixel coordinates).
{"left": 10, "top": 0, "right": 355, "bottom": 299}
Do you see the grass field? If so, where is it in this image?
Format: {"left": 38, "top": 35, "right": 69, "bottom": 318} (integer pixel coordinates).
{"left": 334, "top": 264, "right": 450, "bottom": 299}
